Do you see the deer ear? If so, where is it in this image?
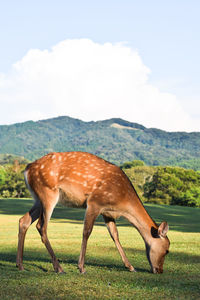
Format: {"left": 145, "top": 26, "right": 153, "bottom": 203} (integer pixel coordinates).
{"left": 158, "top": 222, "right": 169, "bottom": 238}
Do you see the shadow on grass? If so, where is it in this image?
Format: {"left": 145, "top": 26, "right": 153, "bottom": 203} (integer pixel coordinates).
{"left": 0, "top": 240, "right": 200, "bottom": 299}
{"left": 0, "top": 248, "right": 146, "bottom": 274}
{"left": 1, "top": 251, "right": 199, "bottom": 300}
{"left": 0, "top": 245, "right": 199, "bottom": 274}
{"left": 0, "top": 246, "right": 200, "bottom": 299}
{"left": 0, "top": 198, "right": 200, "bottom": 232}
{"left": 144, "top": 203, "right": 200, "bottom": 233}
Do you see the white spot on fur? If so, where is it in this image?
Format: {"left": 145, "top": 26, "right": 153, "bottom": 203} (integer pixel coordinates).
{"left": 50, "top": 171, "right": 54, "bottom": 176}
{"left": 59, "top": 175, "right": 64, "bottom": 180}
{"left": 103, "top": 191, "right": 113, "bottom": 197}
{"left": 88, "top": 174, "right": 95, "bottom": 179}
{"left": 92, "top": 184, "right": 97, "bottom": 190}
{"left": 40, "top": 165, "right": 44, "bottom": 169}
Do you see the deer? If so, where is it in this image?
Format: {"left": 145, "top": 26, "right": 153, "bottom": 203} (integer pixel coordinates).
{"left": 16, "top": 151, "right": 170, "bottom": 274}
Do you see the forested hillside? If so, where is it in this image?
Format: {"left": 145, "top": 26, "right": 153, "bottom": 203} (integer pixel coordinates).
{"left": 0, "top": 116, "right": 200, "bottom": 169}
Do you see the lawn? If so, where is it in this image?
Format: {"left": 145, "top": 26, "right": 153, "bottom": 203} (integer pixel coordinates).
{"left": 0, "top": 198, "right": 200, "bottom": 300}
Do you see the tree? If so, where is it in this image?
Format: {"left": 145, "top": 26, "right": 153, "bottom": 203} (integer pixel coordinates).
{"left": 120, "top": 160, "right": 145, "bottom": 169}
{"left": 0, "top": 167, "right": 6, "bottom": 185}
{"left": 0, "top": 163, "right": 30, "bottom": 198}
{"left": 144, "top": 167, "right": 200, "bottom": 207}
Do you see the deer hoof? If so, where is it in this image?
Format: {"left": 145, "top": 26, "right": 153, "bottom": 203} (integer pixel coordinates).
{"left": 16, "top": 264, "right": 25, "bottom": 271}
{"left": 78, "top": 266, "right": 86, "bottom": 274}
{"left": 129, "top": 266, "right": 136, "bottom": 272}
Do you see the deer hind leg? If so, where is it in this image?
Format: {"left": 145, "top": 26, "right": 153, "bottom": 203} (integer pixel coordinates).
{"left": 78, "top": 203, "right": 100, "bottom": 274}
{"left": 103, "top": 215, "right": 135, "bottom": 272}
{"left": 16, "top": 201, "right": 41, "bottom": 270}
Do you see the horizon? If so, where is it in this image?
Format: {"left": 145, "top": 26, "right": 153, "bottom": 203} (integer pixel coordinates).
{"left": 1, "top": 114, "right": 199, "bottom": 134}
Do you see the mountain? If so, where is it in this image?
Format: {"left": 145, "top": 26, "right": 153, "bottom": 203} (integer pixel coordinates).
{"left": 0, "top": 116, "right": 200, "bottom": 169}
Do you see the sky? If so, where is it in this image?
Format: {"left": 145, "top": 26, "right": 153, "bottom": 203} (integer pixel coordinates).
{"left": 0, "top": 0, "right": 200, "bottom": 132}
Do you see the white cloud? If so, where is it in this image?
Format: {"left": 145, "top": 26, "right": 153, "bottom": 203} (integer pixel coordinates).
{"left": 0, "top": 38, "right": 199, "bottom": 132}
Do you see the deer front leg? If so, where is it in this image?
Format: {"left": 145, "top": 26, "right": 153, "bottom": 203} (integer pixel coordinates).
{"left": 78, "top": 204, "right": 100, "bottom": 273}
{"left": 103, "top": 215, "right": 135, "bottom": 272}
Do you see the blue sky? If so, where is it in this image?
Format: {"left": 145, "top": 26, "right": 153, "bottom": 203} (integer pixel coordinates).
{"left": 0, "top": 0, "right": 200, "bottom": 131}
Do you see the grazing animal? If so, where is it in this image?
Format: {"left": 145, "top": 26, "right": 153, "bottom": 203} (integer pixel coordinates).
{"left": 16, "top": 152, "right": 170, "bottom": 274}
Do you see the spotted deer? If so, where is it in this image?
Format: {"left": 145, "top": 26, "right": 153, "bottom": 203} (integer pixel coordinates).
{"left": 16, "top": 151, "right": 170, "bottom": 274}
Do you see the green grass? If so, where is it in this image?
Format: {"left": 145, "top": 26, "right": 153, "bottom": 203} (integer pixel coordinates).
{"left": 0, "top": 198, "right": 200, "bottom": 300}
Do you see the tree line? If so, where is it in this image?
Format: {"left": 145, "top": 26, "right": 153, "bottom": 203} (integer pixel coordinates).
{"left": 0, "top": 159, "right": 200, "bottom": 208}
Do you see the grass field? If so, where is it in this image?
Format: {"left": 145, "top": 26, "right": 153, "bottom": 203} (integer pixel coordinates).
{"left": 0, "top": 198, "right": 200, "bottom": 300}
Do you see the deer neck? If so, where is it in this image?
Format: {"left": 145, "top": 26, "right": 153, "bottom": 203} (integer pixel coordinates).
{"left": 125, "top": 194, "right": 157, "bottom": 246}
